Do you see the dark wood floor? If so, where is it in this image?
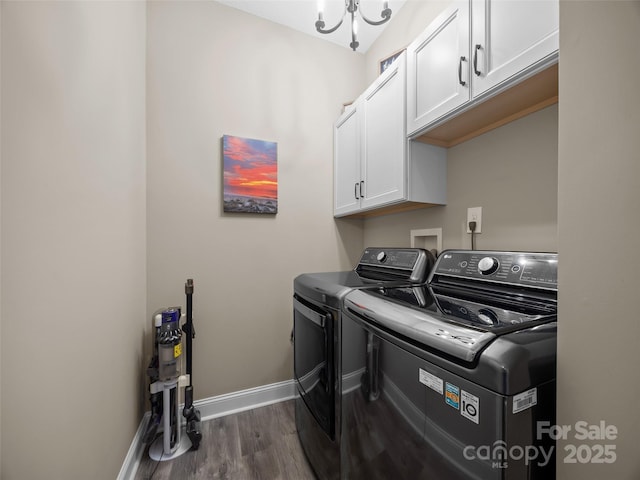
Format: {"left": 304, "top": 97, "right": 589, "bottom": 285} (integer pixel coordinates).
{"left": 134, "top": 400, "right": 317, "bottom": 480}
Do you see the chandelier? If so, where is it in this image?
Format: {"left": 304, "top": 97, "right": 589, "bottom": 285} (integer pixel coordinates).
{"left": 315, "top": 0, "right": 392, "bottom": 51}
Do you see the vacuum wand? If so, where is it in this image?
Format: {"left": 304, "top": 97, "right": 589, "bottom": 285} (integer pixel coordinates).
{"left": 185, "top": 279, "right": 194, "bottom": 377}
{"left": 182, "top": 278, "right": 202, "bottom": 450}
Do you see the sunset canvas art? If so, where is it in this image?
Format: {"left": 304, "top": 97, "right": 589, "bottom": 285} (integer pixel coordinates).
{"left": 223, "top": 135, "right": 278, "bottom": 214}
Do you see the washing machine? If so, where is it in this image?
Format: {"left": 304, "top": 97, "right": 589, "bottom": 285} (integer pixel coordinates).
{"left": 341, "top": 250, "right": 558, "bottom": 479}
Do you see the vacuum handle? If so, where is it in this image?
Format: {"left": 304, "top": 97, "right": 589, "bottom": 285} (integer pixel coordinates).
{"left": 184, "top": 279, "right": 194, "bottom": 378}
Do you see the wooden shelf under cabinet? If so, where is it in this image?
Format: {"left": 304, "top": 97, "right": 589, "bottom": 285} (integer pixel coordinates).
{"left": 341, "top": 201, "right": 439, "bottom": 218}
{"left": 415, "top": 63, "right": 558, "bottom": 148}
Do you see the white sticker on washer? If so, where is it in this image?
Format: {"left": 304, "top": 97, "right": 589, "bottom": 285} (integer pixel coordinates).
{"left": 419, "top": 368, "right": 443, "bottom": 395}
{"left": 461, "top": 390, "right": 480, "bottom": 424}
{"left": 513, "top": 388, "right": 537, "bottom": 414}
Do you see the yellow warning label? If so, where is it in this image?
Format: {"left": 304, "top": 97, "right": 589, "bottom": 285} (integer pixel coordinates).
{"left": 174, "top": 344, "right": 182, "bottom": 358}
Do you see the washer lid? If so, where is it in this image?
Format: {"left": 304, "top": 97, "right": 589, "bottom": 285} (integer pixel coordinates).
{"left": 343, "top": 280, "right": 557, "bottom": 363}
{"left": 344, "top": 288, "right": 497, "bottom": 363}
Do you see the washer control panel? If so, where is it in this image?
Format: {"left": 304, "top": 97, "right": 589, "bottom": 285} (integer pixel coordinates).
{"left": 429, "top": 250, "right": 557, "bottom": 290}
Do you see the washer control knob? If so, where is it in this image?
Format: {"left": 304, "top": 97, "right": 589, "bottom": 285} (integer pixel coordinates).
{"left": 478, "top": 256, "right": 499, "bottom": 275}
{"left": 477, "top": 308, "right": 499, "bottom": 325}
{"left": 376, "top": 251, "right": 387, "bottom": 263}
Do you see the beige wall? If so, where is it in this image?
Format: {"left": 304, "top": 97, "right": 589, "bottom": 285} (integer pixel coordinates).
{"left": 362, "top": 105, "right": 558, "bottom": 252}
{"left": 4, "top": 0, "right": 638, "bottom": 478}
{"left": 146, "top": 1, "right": 364, "bottom": 399}
{"left": 557, "top": 1, "right": 640, "bottom": 479}
{"left": 1, "top": 2, "right": 146, "bottom": 479}
{"left": 0, "top": 1, "right": 3, "bottom": 471}
{"left": 0, "top": 1, "right": 2, "bottom": 470}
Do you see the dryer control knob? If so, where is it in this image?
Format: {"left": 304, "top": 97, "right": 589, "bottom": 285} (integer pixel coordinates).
{"left": 478, "top": 256, "right": 499, "bottom": 275}
{"left": 377, "top": 251, "right": 387, "bottom": 263}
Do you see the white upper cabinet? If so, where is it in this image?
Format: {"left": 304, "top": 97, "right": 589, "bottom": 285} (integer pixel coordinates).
{"left": 406, "top": 2, "right": 470, "bottom": 137}
{"left": 334, "top": 52, "right": 446, "bottom": 217}
{"left": 334, "top": 102, "right": 361, "bottom": 217}
{"left": 471, "top": 0, "right": 559, "bottom": 97}
{"left": 407, "top": 0, "right": 559, "bottom": 137}
{"left": 360, "top": 52, "right": 407, "bottom": 210}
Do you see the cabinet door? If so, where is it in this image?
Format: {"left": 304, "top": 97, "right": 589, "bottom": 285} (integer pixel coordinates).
{"left": 361, "top": 53, "right": 407, "bottom": 210}
{"left": 471, "top": 0, "right": 558, "bottom": 98}
{"left": 334, "top": 103, "right": 361, "bottom": 217}
{"left": 406, "top": 1, "right": 470, "bottom": 136}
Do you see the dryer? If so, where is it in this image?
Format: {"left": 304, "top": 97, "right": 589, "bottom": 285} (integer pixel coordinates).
{"left": 293, "top": 248, "right": 435, "bottom": 480}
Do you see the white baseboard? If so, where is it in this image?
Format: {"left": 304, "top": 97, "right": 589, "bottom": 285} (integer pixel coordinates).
{"left": 118, "top": 379, "right": 296, "bottom": 480}
{"left": 196, "top": 379, "right": 296, "bottom": 421}
{"left": 117, "top": 411, "right": 150, "bottom": 480}
{"left": 342, "top": 367, "right": 365, "bottom": 394}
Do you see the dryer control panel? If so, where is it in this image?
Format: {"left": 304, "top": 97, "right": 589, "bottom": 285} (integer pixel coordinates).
{"left": 428, "top": 250, "right": 557, "bottom": 291}
{"left": 356, "top": 247, "right": 434, "bottom": 283}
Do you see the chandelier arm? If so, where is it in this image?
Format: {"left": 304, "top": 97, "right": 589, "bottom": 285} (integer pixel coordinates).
{"left": 316, "top": 16, "right": 345, "bottom": 34}
{"left": 359, "top": 5, "right": 392, "bottom": 26}
{"left": 315, "top": 2, "right": 348, "bottom": 34}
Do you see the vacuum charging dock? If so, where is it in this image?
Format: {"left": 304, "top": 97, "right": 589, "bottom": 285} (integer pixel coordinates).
{"left": 148, "top": 376, "right": 193, "bottom": 461}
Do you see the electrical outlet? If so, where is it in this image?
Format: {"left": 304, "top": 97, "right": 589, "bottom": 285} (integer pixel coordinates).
{"left": 466, "top": 207, "right": 482, "bottom": 233}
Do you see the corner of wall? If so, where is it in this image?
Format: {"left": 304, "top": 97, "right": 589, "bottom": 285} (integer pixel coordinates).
{"left": 0, "top": 0, "right": 4, "bottom": 473}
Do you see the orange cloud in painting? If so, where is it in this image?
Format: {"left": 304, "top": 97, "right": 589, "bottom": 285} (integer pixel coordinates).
{"left": 223, "top": 135, "right": 278, "bottom": 200}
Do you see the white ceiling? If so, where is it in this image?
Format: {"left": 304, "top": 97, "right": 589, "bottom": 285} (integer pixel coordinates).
{"left": 216, "top": 0, "right": 407, "bottom": 53}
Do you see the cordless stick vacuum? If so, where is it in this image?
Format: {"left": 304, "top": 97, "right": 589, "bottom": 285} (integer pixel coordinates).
{"left": 143, "top": 278, "right": 202, "bottom": 460}
{"left": 182, "top": 278, "right": 202, "bottom": 449}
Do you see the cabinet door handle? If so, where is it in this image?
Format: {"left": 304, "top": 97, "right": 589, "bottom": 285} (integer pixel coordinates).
{"left": 473, "top": 44, "right": 482, "bottom": 76}
{"left": 458, "top": 56, "right": 466, "bottom": 86}
{"left": 354, "top": 182, "right": 360, "bottom": 200}
{"left": 360, "top": 180, "right": 364, "bottom": 198}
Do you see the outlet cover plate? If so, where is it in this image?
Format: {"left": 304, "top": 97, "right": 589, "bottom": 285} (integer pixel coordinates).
{"left": 466, "top": 207, "right": 482, "bottom": 233}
